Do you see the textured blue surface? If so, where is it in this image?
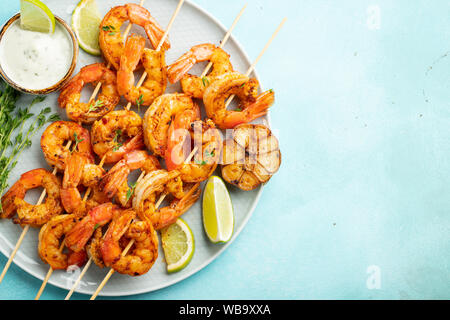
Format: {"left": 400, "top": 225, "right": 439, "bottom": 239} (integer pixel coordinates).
{"left": 1, "top": 0, "right": 449, "bottom": 300}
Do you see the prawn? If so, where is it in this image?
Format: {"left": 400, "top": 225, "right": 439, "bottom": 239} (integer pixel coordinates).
{"left": 132, "top": 169, "right": 201, "bottom": 230}
{"left": 166, "top": 118, "right": 222, "bottom": 183}
{"left": 117, "top": 34, "right": 167, "bottom": 107}
{"left": 91, "top": 110, "right": 144, "bottom": 164}
{"left": 203, "top": 72, "right": 275, "bottom": 129}
{"left": 60, "top": 153, "right": 108, "bottom": 215}
{"left": 64, "top": 203, "right": 119, "bottom": 253}
{"left": 99, "top": 150, "right": 160, "bottom": 207}
{"left": 99, "top": 4, "right": 170, "bottom": 70}
{"left": 41, "top": 121, "right": 94, "bottom": 171}
{"left": 143, "top": 93, "right": 200, "bottom": 157}
{"left": 1, "top": 168, "right": 63, "bottom": 227}
{"left": 38, "top": 214, "right": 87, "bottom": 270}
{"left": 100, "top": 209, "right": 158, "bottom": 276}
{"left": 58, "top": 63, "right": 120, "bottom": 124}
{"left": 166, "top": 43, "right": 259, "bottom": 100}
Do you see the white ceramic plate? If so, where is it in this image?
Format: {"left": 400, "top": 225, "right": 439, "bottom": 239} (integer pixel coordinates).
{"left": 0, "top": 0, "right": 268, "bottom": 296}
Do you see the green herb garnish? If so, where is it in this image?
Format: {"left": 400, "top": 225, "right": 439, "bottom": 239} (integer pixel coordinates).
{"left": 126, "top": 182, "right": 137, "bottom": 202}
{"left": 112, "top": 129, "right": 123, "bottom": 151}
{"left": 136, "top": 94, "right": 144, "bottom": 113}
{"left": 88, "top": 100, "right": 104, "bottom": 113}
{"left": 0, "top": 82, "right": 59, "bottom": 212}
{"left": 202, "top": 77, "right": 210, "bottom": 87}
{"left": 71, "top": 132, "right": 84, "bottom": 154}
{"left": 102, "top": 25, "right": 116, "bottom": 35}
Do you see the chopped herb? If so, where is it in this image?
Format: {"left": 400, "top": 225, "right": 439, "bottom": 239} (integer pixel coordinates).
{"left": 136, "top": 94, "right": 144, "bottom": 113}
{"left": 204, "top": 149, "right": 215, "bottom": 158}
{"left": 240, "top": 82, "right": 246, "bottom": 88}
{"left": 194, "top": 158, "right": 207, "bottom": 166}
{"left": 269, "top": 89, "right": 274, "bottom": 93}
{"left": 88, "top": 100, "right": 104, "bottom": 113}
{"left": 235, "top": 107, "right": 242, "bottom": 112}
{"left": 102, "top": 25, "right": 116, "bottom": 35}
{"left": 202, "top": 77, "right": 210, "bottom": 87}
{"left": 71, "top": 132, "right": 84, "bottom": 154}
{"left": 126, "top": 182, "right": 137, "bottom": 202}
{"left": 112, "top": 129, "right": 123, "bottom": 151}
{"left": 94, "top": 223, "right": 100, "bottom": 230}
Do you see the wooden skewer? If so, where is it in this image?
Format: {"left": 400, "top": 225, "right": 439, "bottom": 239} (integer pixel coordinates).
{"left": 64, "top": 0, "right": 185, "bottom": 300}
{"left": 225, "top": 17, "right": 287, "bottom": 107}
{"left": 33, "top": 0, "right": 147, "bottom": 299}
{"left": 201, "top": 3, "right": 247, "bottom": 78}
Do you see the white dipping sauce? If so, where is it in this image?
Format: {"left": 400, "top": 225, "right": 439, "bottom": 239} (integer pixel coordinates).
{"left": 0, "top": 20, "right": 72, "bottom": 90}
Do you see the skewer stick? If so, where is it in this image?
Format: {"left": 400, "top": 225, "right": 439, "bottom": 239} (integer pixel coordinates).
{"left": 65, "top": 0, "right": 185, "bottom": 300}
{"left": 89, "top": 190, "right": 167, "bottom": 300}
{"left": 201, "top": 3, "right": 247, "bottom": 78}
{"left": 225, "top": 18, "right": 287, "bottom": 107}
{"left": 30, "top": 0, "right": 148, "bottom": 298}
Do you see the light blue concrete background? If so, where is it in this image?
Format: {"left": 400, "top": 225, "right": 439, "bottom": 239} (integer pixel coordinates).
{"left": 0, "top": 0, "right": 449, "bottom": 300}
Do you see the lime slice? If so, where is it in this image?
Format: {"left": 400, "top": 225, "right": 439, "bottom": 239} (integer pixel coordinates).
{"left": 71, "top": 0, "right": 102, "bottom": 55}
{"left": 161, "top": 219, "right": 195, "bottom": 273}
{"left": 202, "top": 176, "right": 234, "bottom": 243}
{"left": 20, "top": 0, "right": 55, "bottom": 33}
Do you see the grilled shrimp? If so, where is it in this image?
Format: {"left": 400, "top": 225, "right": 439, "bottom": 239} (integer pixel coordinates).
{"left": 58, "top": 63, "right": 120, "bottom": 124}
{"left": 167, "top": 44, "right": 237, "bottom": 99}
{"left": 166, "top": 118, "right": 222, "bottom": 183}
{"left": 86, "top": 227, "right": 105, "bottom": 268}
{"left": 143, "top": 93, "right": 200, "bottom": 157}
{"left": 99, "top": 150, "right": 160, "bottom": 207}
{"left": 91, "top": 110, "right": 144, "bottom": 164}
{"left": 60, "top": 153, "right": 108, "bottom": 214}
{"left": 38, "top": 214, "right": 87, "bottom": 270}
{"left": 203, "top": 72, "right": 275, "bottom": 129}
{"left": 133, "top": 169, "right": 201, "bottom": 230}
{"left": 41, "top": 121, "right": 94, "bottom": 171}
{"left": 100, "top": 209, "right": 158, "bottom": 276}
{"left": 99, "top": 4, "right": 170, "bottom": 70}
{"left": 1, "top": 169, "right": 63, "bottom": 227}
{"left": 65, "top": 203, "right": 119, "bottom": 253}
{"left": 117, "top": 34, "right": 167, "bottom": 107}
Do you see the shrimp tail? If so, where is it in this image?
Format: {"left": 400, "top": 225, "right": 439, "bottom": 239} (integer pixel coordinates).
{"left": 117, "top": 35, "right": 146, "bottom": 97}
{"left": 223, "top": 90, "right": 275, "bottom": 129}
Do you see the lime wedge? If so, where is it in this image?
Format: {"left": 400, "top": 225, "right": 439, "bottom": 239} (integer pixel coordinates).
{"left": 202, "top": 176, "right": 234, "bottom": 243}
{"left": 20, "top": 0, "right": 55, "bottom": 33}
{"left": 161, "top": 219, "right": 195, "bottom": 273}
{"left": 71, "top": 0, "right": 102, "bottom": 55}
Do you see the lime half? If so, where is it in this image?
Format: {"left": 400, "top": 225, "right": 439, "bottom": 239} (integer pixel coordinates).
{"left": 161, "top": 219, "right": 195, "bottom": 273}
{"left": 202, "top": 176, "right": 234, "bottom": 243}
{"left": 20, "top": 0, "right": 55, "bottom": 33}
{"left": 71, "top": 0, "right": 102, "bottom": 55}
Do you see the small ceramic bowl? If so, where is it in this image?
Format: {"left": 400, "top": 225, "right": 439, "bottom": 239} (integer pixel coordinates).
{"left": 0, "top": 13, "right": 78, "bottom": 95}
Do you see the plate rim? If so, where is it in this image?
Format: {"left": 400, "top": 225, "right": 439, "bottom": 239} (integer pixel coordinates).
{"left": 0, "top": 0, "right": 270, "bottom": 297}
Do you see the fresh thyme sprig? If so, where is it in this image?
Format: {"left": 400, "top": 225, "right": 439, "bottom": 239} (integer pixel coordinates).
{"left": 0, "top": 81, "right": 60, "bottom": 211}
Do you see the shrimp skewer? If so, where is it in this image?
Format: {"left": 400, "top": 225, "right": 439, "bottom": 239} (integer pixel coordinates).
{"left": 34, "top": 0, "right": 150, "bottom": 298}
{"left": 63, "top": 0, "right": 185, "bottom": 300}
